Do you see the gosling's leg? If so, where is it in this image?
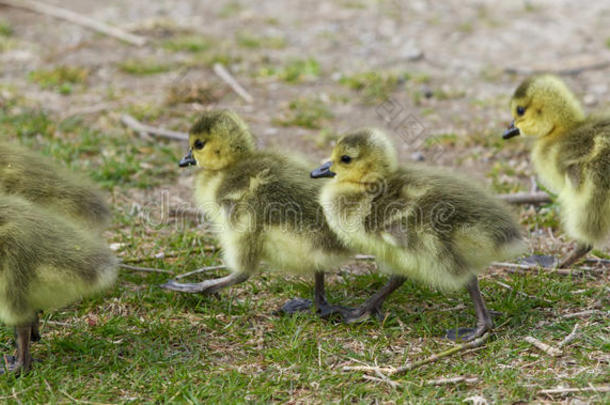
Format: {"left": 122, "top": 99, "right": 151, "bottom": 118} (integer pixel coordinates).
{"left": 558, "top": 243, "right": 592, "bottom": 269}
{"left": 279, "top": 272, "right": 350, "bottom": 316}
{"left": 30, "top": 312, "right": 41, "bottom": 342}
{"left": 160, "top": 272, "right": 250, "bottom": 294}
{"left": 338, "top": 276, "right": 406, "bottom": 324}
{"left": 2, "top": 326, "right": 32, "bottom": 374}
{"left": 446, "top": 276, "right": 493, "bottom": 342}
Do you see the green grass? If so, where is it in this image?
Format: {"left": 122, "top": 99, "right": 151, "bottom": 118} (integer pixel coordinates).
{"left": 0, "top": 20, "right": 12, "bottom": 37}
{"left": 28, "top": 66, "right": 89, "bottom": 94}
{"left": 273, "top": 97, "right": 334, "bottom": 129}
{"left": 256, "top": 58, "right": 320, "bottom": 83}
{"left": 0, "top": 240, "right": 607, "bottom": 402}
{"left": 218, "top": 1, "right": 244, "bottom": 18}
{"left": 339, "top": 71, "right": 403, "bottom": 103}
{"left": 0, "top": 106, "right": 180, "bottom": 190}
{"left": 606, "top": 37, "right": 610, "bottom": 49}
{"left": 118, "top": 59, "right": 173, "bottom": 75}
{"left": 235, "top": 32, "right": 286, "bottom": 49}
{"left": 0, "top": 61, "right": 608, "bottom": 404}
{"left": 162, "top": 35, "right": 213, "bottom": 53}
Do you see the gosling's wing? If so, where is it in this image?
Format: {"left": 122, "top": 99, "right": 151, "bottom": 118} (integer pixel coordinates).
{"left": 0, "top": 143, "right": 110, "bottom": 226}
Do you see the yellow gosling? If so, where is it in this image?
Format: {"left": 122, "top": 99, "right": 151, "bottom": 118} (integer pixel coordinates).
{"left": 161, "top": 110, "right": 353, "bottom": 318}
{"left": 503, "top": 74, "right": 610, "bottom": 267}
{"left": 312, "top": 129, "right": 525, "bottom": 340}
{"left": 0, "top": 194, "right": 117, "bottom": 374}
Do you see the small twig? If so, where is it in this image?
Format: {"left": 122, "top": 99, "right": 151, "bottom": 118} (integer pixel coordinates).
{"left": 505, "top": 61, "right": 610, "bottom": 76}
{"left": 493, "top": 280, "right": 552, "bottom": 303}
{"left": 0, "top": 0, "right": 147, "bottom": 46}
{"left": 426, "top": 376, "right": 479, "bottom": 386}
{"left": 585, "top": 258, "right": 610, "bottom": 265}
{"left": 61, "top": 102, "right": 121, "bottom": 119}
{"left": 342, "top": 364, "right": 395, "bottom": 374}
{"left": 175, "top": 265, "right": 227, "bottom": 280}
{"left": 558, "top": 323, "right": 580, "bottom": 348}
{"left": 119, "top": 263, "right": 174, "bottom": 275}
{"left": 0, "top": 387, "right": 34, "bottom": 401}
{"left": 491, "top": 262, "right": 603, "bottom": 276}
{"left": 561, "top": 310, "right": 602, "bottom": 319}
{"left": 497, "top": 192, "right": 552, "bottom": 205}
{"left": 391, "top": 333, "right": 490, "bottom": 375}
{"left": 538, "top": 386, "right": 610, "bottom": 396}
{"left": 343, "top": 333, "right": 491, "bottom": 376}
{"left": 362, "top": 374, "right": 400, "bottom": 389}
{"left": 213, "top": 63, "right": 253, "bottom": 103}
{"left": 524, "top": 336, "right": 562, "bottom": 357}
{"left": 120, "top": 114, "right": 188, "bottom": 141}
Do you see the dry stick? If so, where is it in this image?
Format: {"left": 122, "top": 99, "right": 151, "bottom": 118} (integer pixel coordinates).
{"left": 119, "top": 264, "right": 174, "bottom": 275}
{"left": 362, "top": 374, "right": 400, "bottom": 389}
{"left": 61, "top": 102, "right": 124, "bottom": 119}
{"left": 538, "top": 386, "right": 610, "bottom": 396}
{"left": 497, "top": 192, "right": 552, "bottom": 205}
{"left": 175, "top": 265, "right": 227, "bottom": 280}
{"left": 490, "top": 261, "right": 604, "bottom": 276}
{"left": 426, "top": 376, "right": 479, "bottom": 386}
{"left": 585, "top": 258, "right": 610, "bottom": 265}
{"left": 0, "top": 0, "right": 147, "bottom": 46}
{"left": 524, "top": 336, "right": 562, "bottom": 357}
{"left": 343, "top": 333, "right": 491, "bottom": 376}
{"left": 561, "top": 309, "right": 602, "bottom": 319}
{"left": 213, "top": 63, "right": 253, "bottom": 103}
{"left": 558, "top": 323, "right": 580, "bottom": 348}
{"left": 493, "top": 280, "right": 552, "bottom": 303}
{"left": 390, "top": 333, "right": 490, "bottom": 376}
{"left": 504, "top": 61, "right": 610, "bottom": 76}
{"left": 120, "top": 114, "right": 188, "bottom": 141}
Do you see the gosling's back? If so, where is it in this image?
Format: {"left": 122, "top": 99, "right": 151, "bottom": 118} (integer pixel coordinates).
{"left": 554, "top": 117, "right": 610, "bottom": 244}
{"left": 0, "top": 142, "right": 110, "bottom": 228}
{"left": 0, "top": 194, "right": 117, "bottom": 326}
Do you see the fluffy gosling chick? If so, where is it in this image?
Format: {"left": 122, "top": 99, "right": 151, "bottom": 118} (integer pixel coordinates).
{"left": 161, "top": 111, "right": 352, "bottom": 316}
{"left": 0, "top": 142, "right": 111, "bottom": 229}
{"left": 312, "top": 129, "right": 525, "bottom": 340}
{"left": 0, "top": 194, "right": 117, "bottom": 374}
{"left": 503, "top": 75, "right": 610, "bottom": 267}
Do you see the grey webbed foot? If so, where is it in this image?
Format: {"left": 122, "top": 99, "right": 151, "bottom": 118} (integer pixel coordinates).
{"left": 317, "top": 303, "right": 359, "bottom": 320}
{"left": 445, "top": 324, "right": 490, "bottom": 342}
{"left": 276, "top": 298, "right": 313, "bottom": 314}
{"left": 331, "top": 304, "right": 385, "bottom": 324}
{"left": 0, "top": 355, "right": 37, "bottom": 375}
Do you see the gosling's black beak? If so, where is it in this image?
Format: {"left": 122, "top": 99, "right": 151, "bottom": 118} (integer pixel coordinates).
{"left": 502, "top": 121, "right": 520, "bottom": 140}
{"left": 311, "top": 161, "right": 335, "bottom": 178}
{"left": 179, "top": 149, "right": 197, "bottom": 167}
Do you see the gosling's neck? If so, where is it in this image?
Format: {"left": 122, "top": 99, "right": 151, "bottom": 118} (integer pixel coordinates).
{"left": 544, "top": 102, "right": 586, "bottom": 140}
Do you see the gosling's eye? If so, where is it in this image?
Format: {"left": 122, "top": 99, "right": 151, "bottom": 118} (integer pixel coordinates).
{"left": 340, "top": 155, "right": 352, "bottom": 164}
{"left": 516, "top": 106, "right": 526, "bottom": 116}
{"left": 193, "top": 139, "right": 205, "bottom": 150}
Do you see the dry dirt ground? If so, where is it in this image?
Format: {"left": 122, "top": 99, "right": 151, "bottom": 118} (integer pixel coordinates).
{"left": 0, "top": 0, "right": 609, "bottom": 403}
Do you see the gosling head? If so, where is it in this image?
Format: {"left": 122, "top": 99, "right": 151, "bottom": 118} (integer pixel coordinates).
{"left": 503, "top": 74, "right": 585, "bottom": 140}
{"left": 311, "top": 128, "right": 398, "bottom": 184}
{"left": 179, "top": 110, "right": 256, "bottom": 170}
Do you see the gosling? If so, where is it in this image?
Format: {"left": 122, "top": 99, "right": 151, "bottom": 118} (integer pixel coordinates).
{"left": 312, "top": 129, "right": 525, "bottom": 340}
{"left": 503, "top": 75, "right": 610, "bottom": 267}
{"left": 0, "top": 142, "right": 111, "bottom": 228}
{"left": 0, "top": 194, "right": 117, "bottom": 374}
{"left": 161, "top": 110, "right": 353, "bottom": 317}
